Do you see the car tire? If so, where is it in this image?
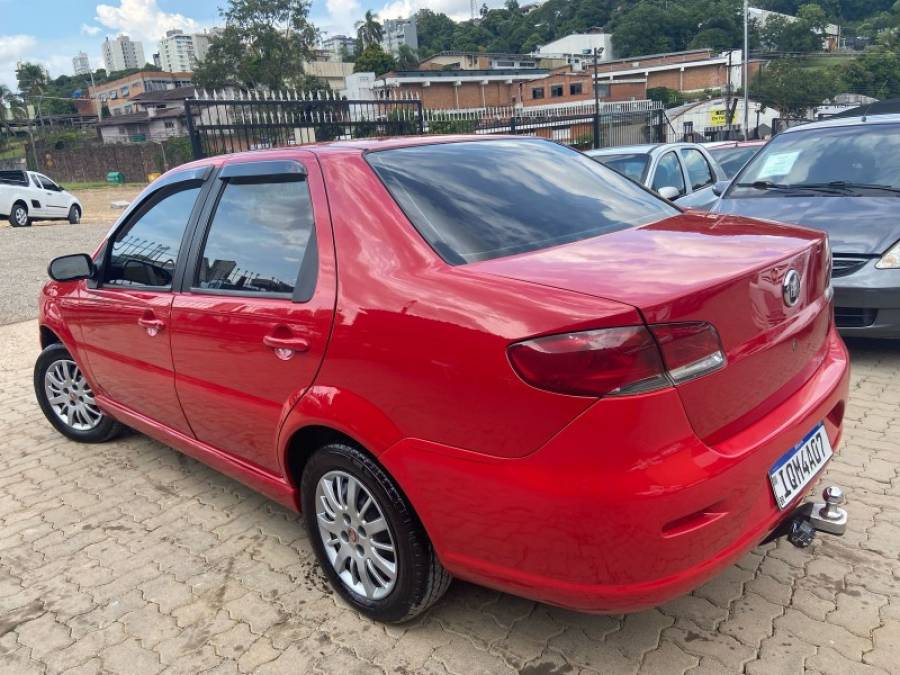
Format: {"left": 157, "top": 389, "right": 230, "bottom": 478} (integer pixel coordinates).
{"left": 68, "top": 205, "right": 81, "bottom": 224}
{"left": 301, "top": 442, "right": 451, "bottom": 623}
{"left": 9, "top": 202, "right": 30, "bottom": 227}
{"left": 34, "top": 343, "right": 122, "bottom": 443}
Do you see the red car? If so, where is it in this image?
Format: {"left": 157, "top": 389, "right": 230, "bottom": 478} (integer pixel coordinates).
{"left": 36, "top": 137, "right": 849, "bottom": 623}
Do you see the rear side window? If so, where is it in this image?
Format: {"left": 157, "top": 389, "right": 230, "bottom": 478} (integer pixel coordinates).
{"left": 367, "top": 140, "right": 675, "bottom": 264}
{"left": 652, "top": 152, "right": 686, "bottom": 196}
{"left": 682, "top": 149, "right": 714, "bottom": 190}
{"left": 105, "top": 185, "right": 201, "bottom": 287}
{"left": 194, "top": 179, "right": 315, "bottom": 296}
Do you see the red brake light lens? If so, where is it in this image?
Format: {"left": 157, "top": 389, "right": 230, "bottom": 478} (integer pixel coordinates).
{"left": 507, "top": 326, "right": 669, "bottom": 397}
{"left": 508, "top": 322, "right": 726, "bottom": 398}
{"left": 650, "top": 322, "right": 725, "bottom": 384}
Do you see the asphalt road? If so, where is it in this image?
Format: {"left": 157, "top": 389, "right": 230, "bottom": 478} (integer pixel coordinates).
{"left": 0, "top": 222, "right": 109, "bottom": 325}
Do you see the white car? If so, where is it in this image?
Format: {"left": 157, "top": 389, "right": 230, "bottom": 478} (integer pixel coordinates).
{"left": 0, "top": 170, "right": 83, "bottom": 227}
{"left": 585, "top": 142, "right": 728, "bottom": 210}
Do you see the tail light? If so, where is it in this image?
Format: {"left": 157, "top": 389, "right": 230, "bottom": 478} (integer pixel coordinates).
{"left": 508, "top": 322, "right": 725, "bottom": 397}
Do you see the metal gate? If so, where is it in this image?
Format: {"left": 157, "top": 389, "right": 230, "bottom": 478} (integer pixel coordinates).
{"left": 185, "top": 93, "right": 424, "bottom": 159}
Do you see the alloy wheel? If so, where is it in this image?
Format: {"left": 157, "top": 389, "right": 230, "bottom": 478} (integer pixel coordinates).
{"left": 43, "top": 359, "right": 103, "bottom": 431}
{"left": 14, "top": 207, "right": 27, "bottom": 226}
{"left": 315, "top": 470, "right": 398, "bottom": 600}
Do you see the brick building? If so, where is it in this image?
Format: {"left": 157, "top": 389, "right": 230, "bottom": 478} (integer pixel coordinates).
{"left": 89, "top": 71, "right": 193, "bottom": 116}
{"left": 375, "top": 69, "right": 550, "bottom": 109}
{"left": 520, "top": 69, "right": 646, "bottom": 107}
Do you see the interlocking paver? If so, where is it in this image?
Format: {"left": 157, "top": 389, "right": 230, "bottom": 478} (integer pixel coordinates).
{"left": 2, "top": 314, "right": 899, "bottom": 673}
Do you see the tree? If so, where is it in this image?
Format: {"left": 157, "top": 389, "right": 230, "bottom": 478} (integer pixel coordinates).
{"left": 193, "top": 0, "right": 319, "bottom": 90}
{"left": 751, "top": 58, "right": 840, "bottom": 118}
{"left": 646, "top": 86, "right": 685, "bottom": 107}
{"left": 356, "top": 10, "right": 383, "bottom": 50}
{"left": 759, "top": 3, "right": 827, "bottom": 53}
{"left": 353, "top": 44, "right": 397, "bottom": 76}
{"left": 396, "top": 44, "right": 419, "bottom": 70}
{"left": 842, "top": 38, "right": 900, "bottom": 99}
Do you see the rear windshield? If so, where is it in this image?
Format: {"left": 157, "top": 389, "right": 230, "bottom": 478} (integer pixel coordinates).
{"left": 590, "top": 153, "right": 651, "bottom": 182}
{"left": 367, "top": 140, "right": 676, "bottom": 264}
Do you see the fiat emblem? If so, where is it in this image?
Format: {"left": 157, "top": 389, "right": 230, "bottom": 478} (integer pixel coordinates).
{"left": 782, "top": 269, "right": 801, "bottom": 307}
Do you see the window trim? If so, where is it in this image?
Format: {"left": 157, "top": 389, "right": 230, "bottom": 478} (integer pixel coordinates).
{"left": 95, "top": 171, "right": 214, "bottom": 292}
{"left": 183, "top": 162, "right": 318, "bottom": 303}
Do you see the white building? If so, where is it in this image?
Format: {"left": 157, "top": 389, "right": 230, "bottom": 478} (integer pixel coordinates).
{"left": 535, "top": 33, "right": 614, "bottom": 69}
{"left": 102, "top": 35, "right": 145, "bottom": 73}
{"left": 158, "top": 30, "right": 196, "bottom": 72}
{"left": 341, "top": 72, "right": 376, "bottom": 100}
{"left": 72, "top": 51, "right": 91, "bottom": 76}
{"left": 322, "top": 35, "right": 357, "bottom": 62}
{"left": 749, "top": 7, "right": 841, "bottom": 50}
{"left": 665, "top": 97, "right": 778, "bottom": 140}
{"left": 381, "top": 18, "right": 418, "bottom": 56}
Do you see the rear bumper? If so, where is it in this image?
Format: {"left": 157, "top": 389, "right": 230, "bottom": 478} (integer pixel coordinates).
{"left": 380, "top": 327, "right": 850, "bottom": 612}
{"left": 834, "top": 264, "right": 900, "bottom": 338}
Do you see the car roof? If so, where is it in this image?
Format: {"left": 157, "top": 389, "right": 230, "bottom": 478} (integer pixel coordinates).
{"left": 780, "top": 113, "right": 900, "bottom": 134}
{"left": 704, "top": 140, "right": 766, "bottom": 149}
{"left": 585, "top": 144, "right": 660, "bottom": 156}
{"left": 173, "top": 134, "right": 525, "bottom": 173}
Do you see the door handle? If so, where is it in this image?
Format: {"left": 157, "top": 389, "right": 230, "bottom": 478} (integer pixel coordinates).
{"left": 138, "top": 316, "right": 165, "bottom": 337}
{"left": 263, "top": 334, "right": 309, "bottom": 360}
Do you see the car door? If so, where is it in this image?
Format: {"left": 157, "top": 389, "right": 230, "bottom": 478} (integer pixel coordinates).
{"left": 678, "top": 147, "right": 718, "bottom": 208}
{"left": 68, "top": 167, "right": 214, "bottom": 436}
{"left": 35, "top": 174, "right": 69, "bottom": 215}
{"left": 650, "top": 151, "right": 687, "bottom": 199}
{"left": 170, "top": 156, "right": 336, "bottom": 473}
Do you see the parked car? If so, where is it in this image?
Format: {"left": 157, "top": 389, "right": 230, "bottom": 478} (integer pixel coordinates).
{"left": 585, "top": 142, "right": 728, "bottom": 210}
{"left": 705, "top": 140, "right": 767, "bottom": 178}
{"left": 0, "top": 170, "right": 82, "bottom": 227}
{"left": 36, "top": 137, "right": 849, "bottom": 623}
{"left": 712, "top": 114, "right": 900, "bottom": 338}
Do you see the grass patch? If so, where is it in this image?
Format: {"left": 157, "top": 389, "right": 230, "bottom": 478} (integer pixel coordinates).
{"left": 66, "top": 181, "right": 148, "bottom": 191}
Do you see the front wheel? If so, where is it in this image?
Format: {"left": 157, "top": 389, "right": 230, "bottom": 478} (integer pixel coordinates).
{"left": 68, "top": 205, "right": 81, "bottom": 224}
{"left": 301, "top": 443, "right": 451, "bottom": 623}
{"left": 9, "top": 203, "right": 30, "bottom": 227}
{"left": 34, "top": 343, "right": 122, "bottom": 443}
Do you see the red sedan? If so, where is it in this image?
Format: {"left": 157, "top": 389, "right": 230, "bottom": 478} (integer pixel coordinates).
{"left": 36, "top": 136, "right": 849, "bottom": 623}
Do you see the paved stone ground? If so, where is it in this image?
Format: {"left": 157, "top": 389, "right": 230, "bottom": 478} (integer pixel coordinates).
{"left": 1, "top": 317, "right": 898, "bottom": 674}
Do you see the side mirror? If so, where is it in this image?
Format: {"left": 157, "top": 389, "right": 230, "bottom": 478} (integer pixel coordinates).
{"left": 711, "top": 180, "right": 730, "bottom": 196}
{"left": 48, "top": 254, "right": 95, "bottom": 282}
{"left": 657, "top": 186, "right": 681, "bottom": 201}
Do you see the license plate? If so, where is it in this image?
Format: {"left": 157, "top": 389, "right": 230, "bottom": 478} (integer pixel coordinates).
{"left": 768, "top": 423, "right": 833, "bottom": 510}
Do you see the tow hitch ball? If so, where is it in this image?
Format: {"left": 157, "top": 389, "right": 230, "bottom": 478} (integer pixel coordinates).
{"left": 786, "top": 486, "right": 848, "bottom": 548}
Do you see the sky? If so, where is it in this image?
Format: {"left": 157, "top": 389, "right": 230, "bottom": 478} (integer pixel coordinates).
{"left": 0, "top": 0, "right": 505, "bottom": 91}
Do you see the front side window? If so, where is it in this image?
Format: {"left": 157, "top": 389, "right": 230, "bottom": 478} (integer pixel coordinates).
{"left": 682, "top": 149, "right": 714, "bottom": 190}
{"left": 652, "top": 152, "right": 686, "bottom": 196}
{"left": 105, "top": 185, "right": 201, "bottom": 287}
{"left": 367, "top": 139, "right": 676, "bottom": 264}
{"left": 195, "top": 179, "right": 314, "bottom": 295}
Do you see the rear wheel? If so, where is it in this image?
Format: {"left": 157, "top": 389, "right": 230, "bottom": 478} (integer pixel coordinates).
{"left": 68, "top": 205, "right": 81, "bottom": 224}
{"left": 34, "top": 343, "right": 122, "bottom": 443}
{"left": 9, "top": 202, "right": 29, "bottom": 227}
{"left": 301, "top": 442, "right": 451, "bottom": 623}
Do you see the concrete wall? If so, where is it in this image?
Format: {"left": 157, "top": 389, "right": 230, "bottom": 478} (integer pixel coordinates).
{"left": 26, "top": 141, "right": 181, "bottom": 183}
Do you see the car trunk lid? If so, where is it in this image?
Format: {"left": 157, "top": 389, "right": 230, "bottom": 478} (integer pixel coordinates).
{"left": 471, "top": 212, "right": 832, "bottom": 443}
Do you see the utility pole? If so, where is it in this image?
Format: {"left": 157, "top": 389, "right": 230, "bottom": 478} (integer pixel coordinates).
{"left": 743, "top": 0, "right": 750, "bottom": 140}
{"left": 592, "top": 47, "right": 600, "bottom": 149}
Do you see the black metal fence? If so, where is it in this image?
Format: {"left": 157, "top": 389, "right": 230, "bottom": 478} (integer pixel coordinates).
{"left": 185, "top": 94, "right": 424, "bottom": 159}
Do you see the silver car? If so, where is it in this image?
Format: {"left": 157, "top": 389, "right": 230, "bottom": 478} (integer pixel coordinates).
{"left": 585, "top": 143, "right": 728, "bottom": 210}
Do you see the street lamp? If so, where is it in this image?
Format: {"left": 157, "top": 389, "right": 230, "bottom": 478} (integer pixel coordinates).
{"left": 743, "top": 0, "right": 749, "bottom": 140}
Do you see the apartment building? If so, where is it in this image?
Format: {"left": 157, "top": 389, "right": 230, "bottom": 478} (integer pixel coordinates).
{"left": 102, "top": 35, "right": 145, "bottom": 73}
{"left": 72, "top": 51, "right": 91, "bottom": 76}
{"left": 322, "top": 35, "right": 357, "bottom": 62}
{"left": 381, "top": 18, "right": 418, "bottom": 56}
